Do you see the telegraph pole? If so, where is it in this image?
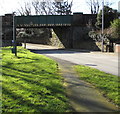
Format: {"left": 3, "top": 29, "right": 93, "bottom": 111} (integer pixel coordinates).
{"left": 101, "top": 0, "right": 104, "bottom": 52}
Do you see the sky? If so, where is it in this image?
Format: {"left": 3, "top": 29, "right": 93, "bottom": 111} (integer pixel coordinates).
{"left": 0, "top": 0, "right": 120, "bottom": 15}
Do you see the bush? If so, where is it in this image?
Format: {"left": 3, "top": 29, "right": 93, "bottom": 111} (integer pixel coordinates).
{"left": 89, "top": 19, "right": 120, "bottom": 43}
{"left": 110, "top": 19, "right": 120, "bottom": 39}
{"left": 88, "top": 30, "right": 109, "bottom": 43}
{"left": 95, "top": 6, "right": 118, "bottom": 29}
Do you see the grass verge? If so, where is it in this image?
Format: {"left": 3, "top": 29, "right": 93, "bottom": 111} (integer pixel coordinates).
{"left": 74, "top": 65, "right": 120, "bottom": 107}
{"left": 2, "top": 46, "right": 71, "bottom": 112}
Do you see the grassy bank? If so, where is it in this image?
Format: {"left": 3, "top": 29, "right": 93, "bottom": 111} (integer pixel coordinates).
{"left": 2, "top": 47, "right": 70, "bottom": 112}
{"left": 74, "top": 65, "right": 120, "bottom": 107}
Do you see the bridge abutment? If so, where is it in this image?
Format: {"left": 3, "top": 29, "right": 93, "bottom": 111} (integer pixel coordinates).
{"left": 53, "top": 27, "right": 73, "bottom": 48}
{"left": 53, "top": 25, "right": 100, "bottom": 51}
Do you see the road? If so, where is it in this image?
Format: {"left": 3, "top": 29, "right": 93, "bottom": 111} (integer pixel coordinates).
{"left": 26, "top": 43, "right": 120, "bottom": 76}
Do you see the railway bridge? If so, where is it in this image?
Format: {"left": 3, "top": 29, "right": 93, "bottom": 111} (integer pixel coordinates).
{"left": 14, "top": 13, "right": 96, "bottom": 48}
{"left": 1, "top": 13, "right": 97, "bottom": 53}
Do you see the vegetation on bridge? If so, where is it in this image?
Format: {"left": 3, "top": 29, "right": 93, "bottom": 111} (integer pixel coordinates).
{"left": 2, "top": 47, "right": 71, "bottom": 112}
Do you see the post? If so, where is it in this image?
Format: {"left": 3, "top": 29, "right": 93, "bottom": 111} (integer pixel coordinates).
{"left": 0, "top": 16, "right": 2, "bottom": 47}
{"left": 0, "top": 16, "right": 2, "bottom": 114}
{"left": 101, "top": 0, "right": 104, "bottom": 52}
{"left": 13, "top": 12, "right": 17, "bottom": 56}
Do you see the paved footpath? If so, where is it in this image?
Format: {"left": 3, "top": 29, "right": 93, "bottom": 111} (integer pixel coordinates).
{"left": 26, "top": 43, "right": 119, "bottom": 112}
{"left": 46, "top": 56, "right": 119, "bottom": 112}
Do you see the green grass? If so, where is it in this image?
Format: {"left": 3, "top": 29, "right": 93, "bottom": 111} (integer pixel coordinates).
{"left": 2, "top": 47, "right": 71, "bottom": 112}
{"left": 74, "top": 65, "right": 120, "bottom": 107}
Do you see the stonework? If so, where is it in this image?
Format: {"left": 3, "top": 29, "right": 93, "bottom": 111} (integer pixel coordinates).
{"left": 2, "top": 14, "right": 13, "bottom": 46}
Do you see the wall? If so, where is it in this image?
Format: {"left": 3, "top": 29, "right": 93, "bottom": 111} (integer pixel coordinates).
{"left": 72, "top": 26, "right": 100, "bottom": 50}
{"left": 2, "top": 14, "right": 13, "bottom": 46}
{"left": 51, "top": 13, "right": 100, "bottom": 51}
{"left": 53, "top": 27, "right": 73, "bottom": 48}
{"left": 52, "top": 26, "right": 100, "bottom": 51}
{"left": 115, "top": 44, "right": 120, "bottom": 53}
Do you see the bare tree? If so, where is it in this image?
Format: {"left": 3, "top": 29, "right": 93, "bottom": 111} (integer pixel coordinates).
{"left": 17, "top": 2, "right": 32, "bottom": 16}
{"left": 86, "top": 0, "right": 114, "bottom": 14}
{"left": 17, "top": 0, "right": 72, "bottom": 15}
{"left": 40, "top": 0, "right": 53, "bottom": 15}
{"left": 86, "top": 0, "right": 100, "bottom": 14}
{"left": 53, "top": 0, "right": 73, "bottom": 15}
{"left": 32, "top": 0, "right": 54, "bottom": 15}
{"left": 32, "top": 0, "right": 73, "bottom": 15}
{"left": 32, "top": 0, "right": 40, "bottom": 15}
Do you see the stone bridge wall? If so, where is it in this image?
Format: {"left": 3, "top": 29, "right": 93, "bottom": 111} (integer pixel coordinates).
{"left": 53, "top": 26, "right": 100, "bottom": 51}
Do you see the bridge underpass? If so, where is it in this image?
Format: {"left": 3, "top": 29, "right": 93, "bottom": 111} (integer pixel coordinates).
{"left": 15, "top": 14, "right": 74, "bottom": 48}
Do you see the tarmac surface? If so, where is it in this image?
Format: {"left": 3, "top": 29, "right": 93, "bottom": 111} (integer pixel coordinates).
{"left": 26, "top": 43, "right": 119, "bottom": 76}
{"left": 26, "top": 43, "right": 119, "bottom": 112}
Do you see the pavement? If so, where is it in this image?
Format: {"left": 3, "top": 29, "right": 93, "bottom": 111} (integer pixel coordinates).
{"left": 25, "top": 43, "right": 119, "bottom": 112}
{"left": 48, "top": 56, "right": 118, "bottom": 112}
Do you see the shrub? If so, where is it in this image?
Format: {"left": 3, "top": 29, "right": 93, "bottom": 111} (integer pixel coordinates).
{"left": 110, "top": 19, "right": 120, "bottom": 40}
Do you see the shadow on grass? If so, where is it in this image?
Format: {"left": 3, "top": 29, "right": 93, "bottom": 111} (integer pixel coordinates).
{"left": 2, "top": 65, "right": 57, "bottom": 78}
{"left": 2, "top": 86, "right": 45, "bottom": 112}
{"left": 2, "top": 68, "right": 64, "bottom": 94}
{"left": 2, "top": 47, "right": 70, "bottom": 112}
{"left": 17, "top": 56, "right": 41, "bottom": 61}
{"left": 3, "top": 54, "right": 56, "bottom": 75}
{"left": 2, "top": 69, "right": 66, "bottom": 112}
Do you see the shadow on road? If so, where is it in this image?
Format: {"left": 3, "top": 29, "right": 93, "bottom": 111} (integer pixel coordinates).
{"left": 29, "top": 48, "right": 90, "bottom": 54}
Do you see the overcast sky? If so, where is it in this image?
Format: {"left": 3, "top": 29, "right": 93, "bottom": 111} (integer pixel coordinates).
{"left": 0, "top": 0, "right": 120, "bottom": 15}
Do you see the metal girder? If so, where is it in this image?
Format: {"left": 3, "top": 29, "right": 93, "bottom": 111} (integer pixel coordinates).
{"left": 15, "top": 15, "right": 73, "bottom": 28}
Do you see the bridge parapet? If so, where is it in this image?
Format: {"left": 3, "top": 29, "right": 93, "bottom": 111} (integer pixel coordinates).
{"left": 15, "top": 13, "right": 96, "bottom": 28}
